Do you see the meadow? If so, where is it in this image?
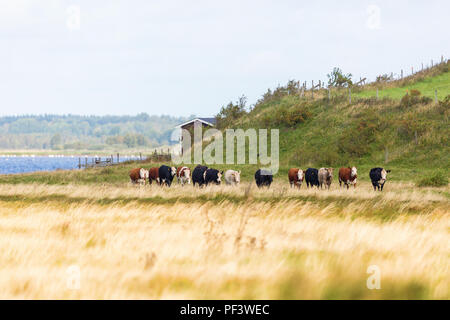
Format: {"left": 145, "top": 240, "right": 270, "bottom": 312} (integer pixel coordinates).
{"left": 353, "top": 69, "right": 450, "bottom": 100}
{"left": 0, "top": 61, "right": 448, "bottom": 299}
{"left": 0, "top": 177, "right": 448, "bottom": 299}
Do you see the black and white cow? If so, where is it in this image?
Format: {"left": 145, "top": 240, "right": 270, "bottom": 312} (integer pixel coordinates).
{"left": 369, "top": 167, "right": 391, "bottom": 191}
{"left": 158, "top": 165, "right": 176, "bottom": 187}
{"left": 192, "top": 165, "right": 208, "bottom": 187}
{"left": 254, "top": 169, "right": 273, "bottom": 188}
{"left": 305, "top": 168, "right": 320, "bottom": 188}
{"left": 204, "top": 168, "right": 223, "bottom": 186}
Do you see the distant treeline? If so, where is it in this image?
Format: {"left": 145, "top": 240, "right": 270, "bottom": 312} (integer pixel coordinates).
{"left": 0, "top": 114, "right": 192, "bottom": 150}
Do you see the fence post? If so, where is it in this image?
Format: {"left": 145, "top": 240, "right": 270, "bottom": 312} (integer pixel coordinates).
{"left": 140, "top": 152, "right": 142, "bottom": 161}
{"left": 348, "top": 87, "right": 351, "bottom": 104}
{"left": 414, "top": 131, "right": 418, "bottom": 145}
{"left": 441, "top": 55, "right": 444, "bottom": 63}
{"left": 384, "top": 147, "right": 389, "bottom": 163}
{"left": 411, "top": 66, "right": 413, "bottom": 75}
{"left": 117, "top": 153, "right": 119, "bottom": 163}
{"left": 85, "top": 157, "right": 87, "bottom": 168}
{"left": 78, "top": 157, "right": 81, "bottom": 169}
{"left": 431, "top": 59, "right": 433, "bottom": 67}
{"left": 435, "top": 90, "right": 438, "bottom": 103}
{"left": 311, "top": 80, "right": 314, "bottom": 99}
{"left": 376, "top": 88, "right": 379, "bottom": 100}
{"left": 328, "top": 87, "right": 330, "bottom": 100}
{"left": 401, "top": 69, "right": 403, "bottom": 79}
{"left": 421, "top": 63, "right": 423, "bottom": 71}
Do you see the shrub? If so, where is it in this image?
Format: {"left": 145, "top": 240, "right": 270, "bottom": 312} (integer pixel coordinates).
{"left": 338, "top": 111, "right": 384, "bottom": 157}
{"left": 400, "top": 92, "right": 432, "bottom": 109}
{"left": 375, "top": 73, "right": 394, "bottom": 83}
{"left": 417, "top": 173, "right": 448, "bottom": 187}
{"left": 261, "top": 104, "right": 312, "bottom": 128}
{"left": 216, "top": 95, "right": 248, "bottom": 129}
{"left": 435, "top": 95, "right": 450, "bottom": 116}
{"left": 327, "top": 67, "right": 353, "bottom": 87}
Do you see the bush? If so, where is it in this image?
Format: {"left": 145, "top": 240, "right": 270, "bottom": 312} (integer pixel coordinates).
{"left": 376, "top": 73, "right": 394, "bottom": 83}
{"left": 338, "top": 116, "right": 382, "bottom": 157}
{"left": 417, "top": 173, "right": 448, "bottom": 187}
{"left": 327, "top": 67, "right": 353, "bottom": 87}
{"left": 261, "top": 104, "right": 312, "bottom": 128}
{"left": 400, "top": 92, "right": 432, "bottom": 109}
{"left": 436, "top": 95, "right": 450, "bottom": 116}
{"left": 216, "top": 95, "right": 248, "bottom": 129}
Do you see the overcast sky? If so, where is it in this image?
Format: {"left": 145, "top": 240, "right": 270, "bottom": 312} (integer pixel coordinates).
{"left": 0, "top": 0, "right": 448, "bottom": 117}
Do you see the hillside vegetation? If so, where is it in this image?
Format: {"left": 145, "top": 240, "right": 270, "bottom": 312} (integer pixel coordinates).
{"left": 216, "top": 61, "right": 450, "bottom": 179}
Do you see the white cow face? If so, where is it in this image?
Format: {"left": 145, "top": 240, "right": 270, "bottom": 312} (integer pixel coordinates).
{"left": 217, "top": 171, "right": 222, "bottom": 183}
{"left": 171, "top": 167, "right": 176, "bottom": 177}
{"left": 381, "top": 169, "right": 387, "bottom": 181}
{"left": 234, "top": 171, "right": 241, "bottom": 184}
{"left": 297, "top": 169, "right": 304, "bottom": 181}
{"left": 140, "top": 168, "right": 149, "bottom": 179}
{"left": 351, "top": 167, "right": 357, "bottom": 177}
{"left": 186, "top": 170, "right": 191, "bottom": 184}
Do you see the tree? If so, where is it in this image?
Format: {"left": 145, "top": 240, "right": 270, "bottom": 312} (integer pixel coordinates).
{"left": 216, "top": 95, "right": 248, "bottom": 129}
{"left": 327, "top": 67, "right": 353, "bottom": 87}
{"left": 50, "top": 133, "right": 62, "bottom": 149}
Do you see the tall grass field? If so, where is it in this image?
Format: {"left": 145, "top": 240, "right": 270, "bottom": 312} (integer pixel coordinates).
{"left": 0, "top": 178, "right": 448, "bottom": 299}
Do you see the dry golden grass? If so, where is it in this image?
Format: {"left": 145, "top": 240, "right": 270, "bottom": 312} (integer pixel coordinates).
{"left": 0, "top": 182, "right": 448, "bottom": 299}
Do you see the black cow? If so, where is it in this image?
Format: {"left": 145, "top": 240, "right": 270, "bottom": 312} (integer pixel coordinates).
{"left": 192, "top": 165, "right": 208, "bottom": 187}
{"left": 305, "top": 168, "right": 319, "bottom": 188}
{"left": 369, "top": 167, "right": 391, "bottom": 191}
{"left": 254, "top": 169, "right": 273, "bottom": 188}
{"left": 158, "top": 165, "right": 176, "bottom": 187}
{"left": 205, "top": 168, "right": 223, "bottom": 186}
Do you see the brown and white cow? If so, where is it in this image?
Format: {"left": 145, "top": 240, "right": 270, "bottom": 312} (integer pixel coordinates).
{"left": 288, "top": 168, "right": 304, "bottom": 189}
{"left": 129, "top": 168, "right": 149, "bottom": 185}
{"left": 338, "top": 167, "right": 357, "bottom": 189}
{"left": 318, "top": 168, "right": 333, "bottom": 190}
{"left": 176, "top": 166, "right": 191, "bottom": 186}
{"left": 148, "top": 167, "right": 160, "bottom": 185}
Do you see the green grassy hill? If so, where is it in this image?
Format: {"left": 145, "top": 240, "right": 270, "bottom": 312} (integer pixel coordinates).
{"left": 354, "top": 64, "right": 450, "bottom": 100}
{"left": 0, "top": 62, "right": 448, "bottom": 186}
{"left": 216, "top": 61, "right": 450, "bottom": 182}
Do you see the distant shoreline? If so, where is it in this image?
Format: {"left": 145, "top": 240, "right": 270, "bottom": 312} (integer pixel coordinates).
{"left": 0, "top": 148, "right": 170, "bottom": 157}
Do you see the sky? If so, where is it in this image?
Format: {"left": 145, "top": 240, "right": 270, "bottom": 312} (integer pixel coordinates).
{"left": 0, "top": 0, "right": 448, "bottom": 117}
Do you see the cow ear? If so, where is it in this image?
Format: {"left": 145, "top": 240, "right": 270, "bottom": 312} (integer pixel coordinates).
{"left": 238, "top": 170, "right": 241, "bottom": 174}
{"left": 221, "top": 171, "right": 224, "bottom": 175}
{"left": 386, "top": 170, "right": 391, "bottom": 173}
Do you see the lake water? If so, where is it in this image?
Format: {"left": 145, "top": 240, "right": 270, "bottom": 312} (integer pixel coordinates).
{"left": 0, "top": 155, "right": 142, "bottom": 175}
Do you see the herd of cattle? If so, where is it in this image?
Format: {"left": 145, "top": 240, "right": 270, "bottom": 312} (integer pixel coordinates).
{"left": 130, "top": 165, "right": 392, "bottom": 191}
